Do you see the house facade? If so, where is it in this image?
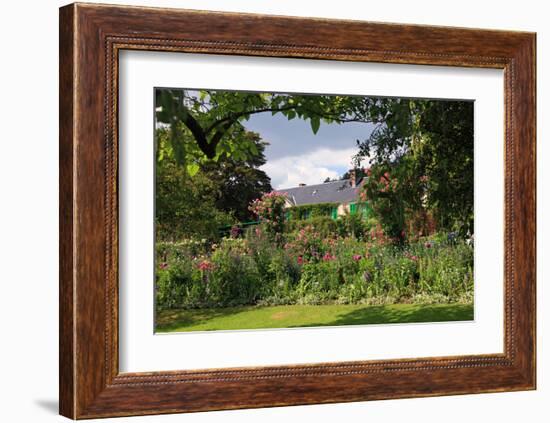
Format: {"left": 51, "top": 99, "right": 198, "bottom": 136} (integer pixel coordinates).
{"left": 276, "top": 172, "right": 370, "bottom": 220}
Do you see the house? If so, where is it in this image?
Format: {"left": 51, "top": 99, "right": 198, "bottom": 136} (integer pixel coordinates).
{"left": 276, "top": 171, "right": 370, "bottom": 220}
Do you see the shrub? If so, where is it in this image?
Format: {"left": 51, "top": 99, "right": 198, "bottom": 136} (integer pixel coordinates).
{"left": 284, "top": 225, "right": 328, "bottom": 264}
{"left": 286, "top": 216, "right": 338, "bottom": 238}
{"left": 249, "top": 191, "right": 287, "bottom": 240}
{"left": 244, "top": 225, "right": 275, "bottom": 279}
{"left": 156, "top": 256, "right": 205, "bottom": 310}
{"left": 416, "top": 242, "right": 473, "bottom": 300}
{"left": 156, "top": 239, "right": 209, "bottom": 261}
{"left": 155, "top": 231, "right": 474, "bottom": 309}
{"left": 209, "top": 246, "right": 262, "bottom": 307}
{"left": 336, "top": 213, "right": 368, "bottom": 239}
{"left": 299, "top": 260, "right": 342, "bottom": 293}
{"left": 378, "top": 255, "right": 418, "bottom": 299}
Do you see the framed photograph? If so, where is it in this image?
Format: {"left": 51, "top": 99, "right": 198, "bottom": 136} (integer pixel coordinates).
{"left": 59, "top": 3, "right": 536, "bottom": 419}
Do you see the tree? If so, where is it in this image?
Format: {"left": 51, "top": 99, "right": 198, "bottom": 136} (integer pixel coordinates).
{"left": 156, "top": 90, "right": 474, "bottom": 239}
{"left": 361, "top": 158, "right": 424, "bottom": 244}
{"left": 155, "top": 89, "right": 378, "bottom": 172}
{"left": 340, "top": 167, "right": 368, "bottom": 181}
{"left": 356, "top": 99, "right": 474, "bottom": 237}
{"left": 201, "top": 131, "right": 272, "bottom": 222}
{"left": 155, "top": 154, "right": 234, "bottom": 242}
{"left": 156, "top": 128, "right": 272, "bottom": 240}
{"left": 413, "top": 101, "right": 474, "bottom": 235}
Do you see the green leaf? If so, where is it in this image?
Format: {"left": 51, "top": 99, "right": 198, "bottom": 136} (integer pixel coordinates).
{"left": 248, "top": 142, "right": 259, "bottom": 155}
{"left": 186, "top": 163, "right": 200, "bottom": 177}
{"left": 310, "top": 117, "right": 320, "bottom": 134}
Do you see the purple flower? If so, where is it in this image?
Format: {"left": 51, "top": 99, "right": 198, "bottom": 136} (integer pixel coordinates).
{"left": 230, "top": 225, "right": 243, "bottom": 238}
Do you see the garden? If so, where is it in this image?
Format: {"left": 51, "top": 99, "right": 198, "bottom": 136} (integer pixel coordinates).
{"left": 154, "top": 89, "right": 474, "bottom": 332}
{"left": 156, "top": 193, "right": 473, "bottom": 331}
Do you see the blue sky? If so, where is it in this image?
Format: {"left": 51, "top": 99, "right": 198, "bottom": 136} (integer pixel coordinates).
{"left": 243, "top": 112, "right": 375, "bottom": 189}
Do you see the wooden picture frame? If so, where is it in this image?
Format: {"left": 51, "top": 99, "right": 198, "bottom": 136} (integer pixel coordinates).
{"left": 59, "top": 2, "right": 536, "bottom": 419}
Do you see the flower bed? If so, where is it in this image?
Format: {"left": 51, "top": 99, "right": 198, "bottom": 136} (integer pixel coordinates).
{"left": 156, "top": 226, "right": 473, "bottom": 310}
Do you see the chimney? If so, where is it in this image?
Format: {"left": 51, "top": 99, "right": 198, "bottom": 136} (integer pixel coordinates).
{"left": 298, "top": 183, "right": 307, "bottom": 187}
{"left": 350, "top": 169, "right": 356, "bottom": 188}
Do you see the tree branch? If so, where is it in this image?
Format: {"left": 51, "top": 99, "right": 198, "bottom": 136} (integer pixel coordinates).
{"left": 174, "top": 102, "right": 219, "bottom": 159}
{"left": 207, "top": 120, "right": 236, "bottom": 156}
{"left": 204, "top": 105, "right": 297, "bottom": 134}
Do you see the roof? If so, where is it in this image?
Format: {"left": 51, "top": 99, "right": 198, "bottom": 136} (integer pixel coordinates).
{"left": 277, "top": 178, "right": 364, "bottom": 206}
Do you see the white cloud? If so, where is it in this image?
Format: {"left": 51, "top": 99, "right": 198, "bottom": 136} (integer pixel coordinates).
{"left": 261, "top": 147, "right": 357, "bottom": 189}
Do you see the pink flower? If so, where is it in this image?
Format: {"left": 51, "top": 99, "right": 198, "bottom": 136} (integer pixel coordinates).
{"left": 322, "top": 252, "right": 335, "bottom": 262}
{"left": 404, "top": 252, "right": 418, "bottom": 262}
{"left": 424, "top": 241, "right": 433, "bottom": 249}
{"left": 297, "top": 256, "right": 304, "bottom": 265}
{"left": 353, "top": 254, "right": 362, "bottom": 261}
{"left": 197, "top": 260, "right": 214, "bottom": 271}
{"left": 159, "top": 262, "right": 168, "bottom": 269}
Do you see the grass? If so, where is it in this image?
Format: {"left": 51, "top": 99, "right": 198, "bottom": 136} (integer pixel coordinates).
{"left": 156, "top": 303, "right": 474, "bottom": 333}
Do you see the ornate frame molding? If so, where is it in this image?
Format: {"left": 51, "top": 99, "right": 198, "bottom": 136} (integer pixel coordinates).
{"left": 60, "top": 3, "right": 535, "bottom": 419}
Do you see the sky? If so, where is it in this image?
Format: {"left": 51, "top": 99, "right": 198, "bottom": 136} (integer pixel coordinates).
{"left": 243, "top": 112, "right": 375, "bottom": 190}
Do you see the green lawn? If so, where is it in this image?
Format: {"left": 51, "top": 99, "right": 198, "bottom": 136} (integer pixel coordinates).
{"left": 156, "top": 303, "right": 474, "bottom": 333}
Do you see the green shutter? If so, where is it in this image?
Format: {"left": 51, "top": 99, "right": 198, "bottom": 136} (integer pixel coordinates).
{"left": 331, "top": 207, "right": 338, "bottom": 220}
{"left": 350, "top": 203, "right": 357, "bottom": 215}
